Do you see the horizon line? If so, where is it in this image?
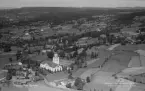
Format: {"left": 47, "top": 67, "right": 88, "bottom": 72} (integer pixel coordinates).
{"left": 0, "top": 6, "right": 145, "bottom": 9}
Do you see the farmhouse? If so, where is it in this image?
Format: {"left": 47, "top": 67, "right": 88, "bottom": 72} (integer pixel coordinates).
{"left": 21, "top": 33, "right": 32, "bottom": 40}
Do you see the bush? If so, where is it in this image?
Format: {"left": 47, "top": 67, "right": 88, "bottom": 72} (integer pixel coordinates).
{"left": 68, "top": 73, "right": 73, "bottom": 79}
{"left": 66, "top": 83, "right": 72, "bottom": 88}
{"left": 6, "top": 73, "right": 12, "bottom": 80}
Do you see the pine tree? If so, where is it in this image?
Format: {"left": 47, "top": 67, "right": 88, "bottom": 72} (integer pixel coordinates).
{"left": 68, "top": 72, "right": 73, "bottom": 79}
{"left": 94, "top": 53, "right": 97, "bottom": 58}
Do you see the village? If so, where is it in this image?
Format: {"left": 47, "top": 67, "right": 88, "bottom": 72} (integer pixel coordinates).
{"left": 1, "top": 9, "right": 145, "bottom": 91}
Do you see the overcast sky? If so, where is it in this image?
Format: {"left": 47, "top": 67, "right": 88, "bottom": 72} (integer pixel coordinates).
{"left": 0, "top": 0, "right": 145, "bottom": 8}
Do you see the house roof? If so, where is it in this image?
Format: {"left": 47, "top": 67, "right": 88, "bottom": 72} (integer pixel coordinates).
{"left": 100, "top": 34, "right": 106, "bottom": 38}
{"left": 45, "top": 45, "right": 53, "bottom": 49}
{"left": 21, "top": 34, "right": 32, "bottom": 40}
{"left": 110, "top": 33, "right": 122, "bottom": 37}
{"left": 79, "top": 37, "right": 91, "bottom": 41}
{"left": 77, "top": 48, "right": 84, "bottom": 54}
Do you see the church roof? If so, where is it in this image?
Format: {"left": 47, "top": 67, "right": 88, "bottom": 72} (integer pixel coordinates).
{"left": 59, "top": 59, "right": 73, "bottom": 66}
{"left": 41, "top": 61, "right": 58, "bottom": 68}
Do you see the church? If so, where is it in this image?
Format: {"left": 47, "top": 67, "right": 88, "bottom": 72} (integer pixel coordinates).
{"left": 40, "top": 53, "right": 71, "bottom": 73}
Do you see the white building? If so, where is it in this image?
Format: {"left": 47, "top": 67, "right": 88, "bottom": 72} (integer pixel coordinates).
{"left": 21, "top": 33, "right": 32, "bottom": 40}
{"left": 40, "top": 61, "right": 63, "bottom": 73}
{"left": 25, "top": 33, "right": 29, "bottom": 36}
{"left": 41, "top": 29, "right": 44, "bottom": 32}
{"left": 40, "top": 53, "right": 71, "bottom": 73}
{"left": 40, "top": 53, "right": 72, "bottom": 73}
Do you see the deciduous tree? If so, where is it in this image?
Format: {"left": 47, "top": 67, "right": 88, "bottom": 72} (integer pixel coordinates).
{"left": 86, "top": 76, "right": 91, "bottom": 83}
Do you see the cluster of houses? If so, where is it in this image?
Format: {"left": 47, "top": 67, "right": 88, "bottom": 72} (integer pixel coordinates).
{"left": 109, "top": 30, "right": 140, "bottom": 44}
{"left": 4, "top": 62, "right": 36, "bottom": 86}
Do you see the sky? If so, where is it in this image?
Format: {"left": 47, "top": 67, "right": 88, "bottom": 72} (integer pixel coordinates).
{"left": 0, "top": 0, "right": 145, "bottom": 8}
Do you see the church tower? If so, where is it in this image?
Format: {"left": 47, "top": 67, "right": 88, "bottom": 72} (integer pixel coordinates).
{"left": 53, "top": 53, "right": 59, "bottom": 65}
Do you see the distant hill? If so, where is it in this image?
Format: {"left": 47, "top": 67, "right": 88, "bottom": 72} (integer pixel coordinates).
{"left": 113, "top": 11, "right": 145, "bottom": 25}
{"left": 0, "top": 7, "right": 120, "bottom": 27}
{"left": 115, "top": 7, "right": 145, "bottom": 10}
{"left": 0, "top": 7, "right": 145, "bottom": 28}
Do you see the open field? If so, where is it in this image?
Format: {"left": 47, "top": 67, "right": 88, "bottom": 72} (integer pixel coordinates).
{"left": 72, "top": 68, "right": 88, "bottom": 78}
{"left": 2, "top": 85, "right": 28, "bottom": 91}
{"left": 84, "top": 71, "right": 116, "bottom": 91}
{"left": 84, "top": 44, "right": 145, "bottom": 91}
{"left": 102, "top": 44, "right": 145, "bottom": 72}
{"left": 128, "top": 56, "right": 141, "bottom": 67}
{"left": 80, "top": 68, "right": 100, "bottom": 79}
